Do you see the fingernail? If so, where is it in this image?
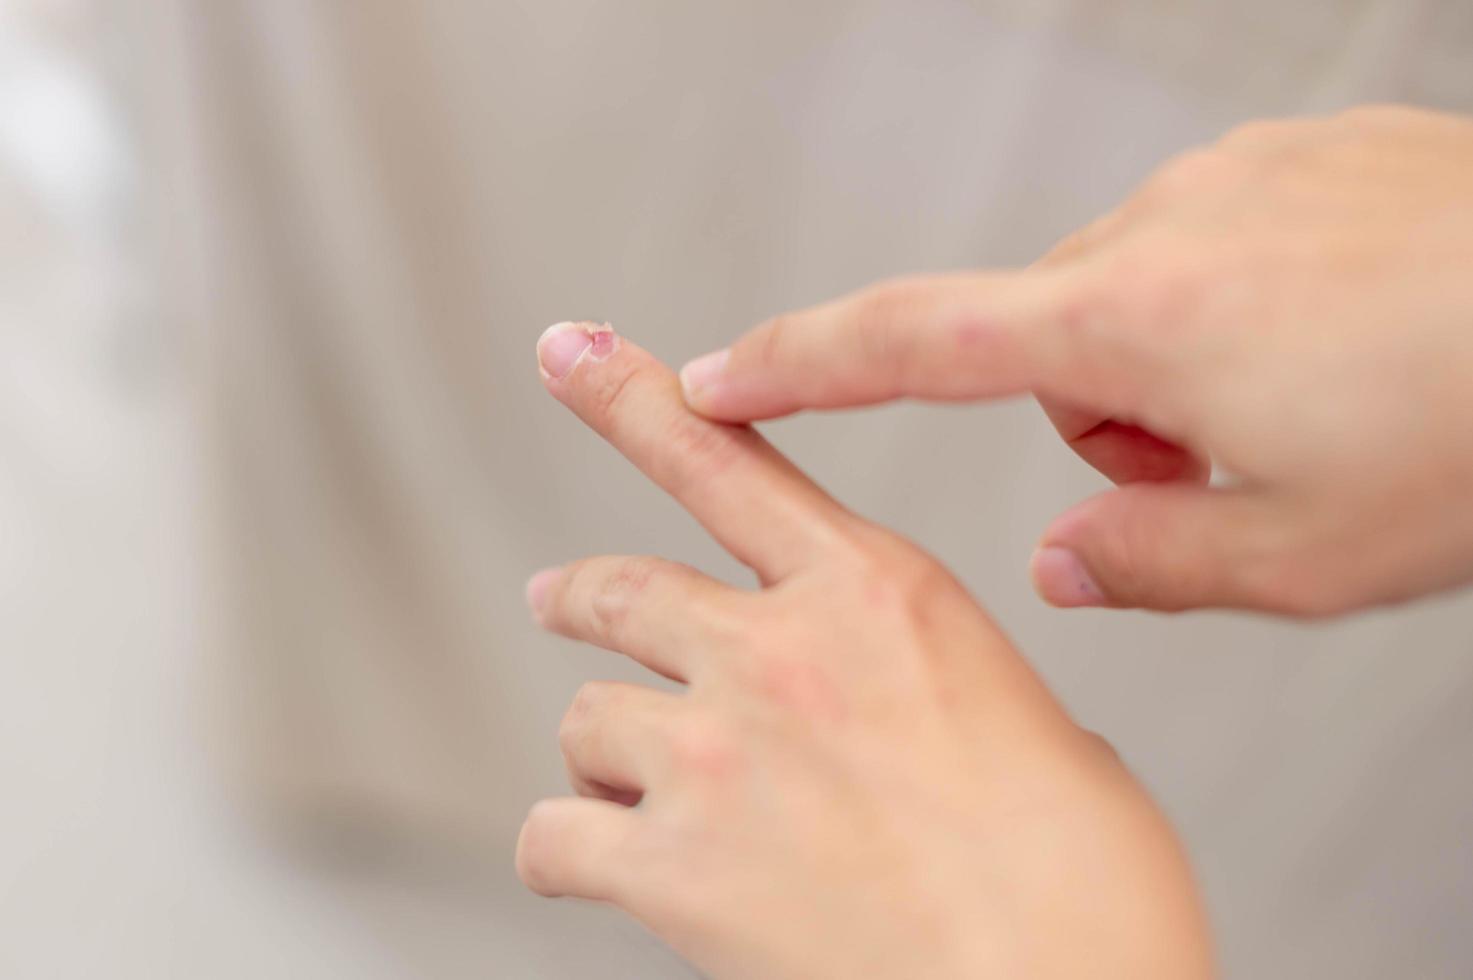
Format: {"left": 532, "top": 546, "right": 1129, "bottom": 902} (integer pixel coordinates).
{"left": 525, "top": 567, "right": 561, "bottom": 617}
{"left": 1030, "top": 547, "right": 1105, "bottom": 607}
{"left": 679, "top": 348, "right": 729, "bottom": 403}
{"left": 537, "top": 322, "right": 596, "bottom": 379}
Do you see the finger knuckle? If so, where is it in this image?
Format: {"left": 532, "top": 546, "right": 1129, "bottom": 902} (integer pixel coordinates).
{"left": 1097, "top": 502, "right": 1191, "bottom": 608}
{"left": 816, "top": 514, "right": 902, "bottom": 568}
{"left": 851, "top": 278, "right": 926, "bottom": 383}
{"left": 752, "top": 649, "right": 842, "bottom": 718}
{"left": 668, "top": 412, "right": 748, "bottom": 480}
{"left": 858, "top": 553, "right": 952, "bottom": 622}
{"left": 1104, "top": 243, "right": 1217, "bottom": 344}
{"left": 821, "top": 528, "right": 956, "bottom": 635}
{"left": 588, "top": 557, "right": 662, "bottom": 639}
{"left": 1037, "top": 265, "right": 1157, "bottom": 406}
{"left": 654, "top": 417, "right": 747, "bottom": 500}
{"left": 1053, "top": 266, "right": 1121, "bottom": 343}
{"left": 670, "top": 718, "right": 741, "bottom": 781}
{"left": 559, "top": 682, "right": 613, "bottom": 755}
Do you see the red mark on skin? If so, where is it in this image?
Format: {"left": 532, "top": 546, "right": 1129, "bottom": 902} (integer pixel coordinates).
{"left": 945, "top": 316, "right": 1026, "bottom": 397}
{"left": 589, "top": 328, "right": 618, "bottom": 360}
{"left": 759, "top": 657, "right": 847, "bottom": 724}
{"left": 953, "top": 317, "right": 1003, "bottom": 349}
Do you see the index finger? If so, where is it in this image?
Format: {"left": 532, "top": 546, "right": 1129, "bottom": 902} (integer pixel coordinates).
{"left": 536, "top": 321, "right": 855, "bottom": 583}
{"left": 677, "top": 267, "right": 1111, "bottom": 423}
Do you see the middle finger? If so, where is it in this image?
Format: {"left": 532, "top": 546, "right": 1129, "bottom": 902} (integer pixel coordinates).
{"left": 536, "top": 322, "right": 858, "bottom": 583}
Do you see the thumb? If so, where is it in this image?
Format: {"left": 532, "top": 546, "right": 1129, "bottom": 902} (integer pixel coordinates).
{"left": 1030, "top": 483, "right": 1295, "bottom": 614}
{"left": 680, "top": 268, "right": 1121, "bottom": 422}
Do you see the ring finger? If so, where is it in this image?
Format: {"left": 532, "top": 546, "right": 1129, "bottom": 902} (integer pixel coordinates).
{"left": 530, "top": 555, "right": 743, "bottom": 682}
{"left": 559, "top": 681, "right": 688, "bottom": 804}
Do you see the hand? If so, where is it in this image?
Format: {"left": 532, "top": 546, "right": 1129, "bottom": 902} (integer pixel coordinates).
{"left": 678, "top": 106, "right": 1473, "bottom": 617}
{"left": 519, "top": 322, "right": 1212, "bottom": 980}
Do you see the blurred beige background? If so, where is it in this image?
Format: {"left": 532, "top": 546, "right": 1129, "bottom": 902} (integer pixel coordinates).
{"left": 3, "top": 1, "right": 1472, "bottom": 977}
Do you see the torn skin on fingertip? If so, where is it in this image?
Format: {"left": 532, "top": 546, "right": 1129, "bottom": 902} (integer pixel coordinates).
{"left": 588, "top": 325, "right": 619, "bottom": 360}
{"left": 537, "top": 321, "right": 618, "bottom": 380}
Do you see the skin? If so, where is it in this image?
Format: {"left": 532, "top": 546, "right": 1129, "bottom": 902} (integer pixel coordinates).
{"left": 521, "top": 322, "right": 1212, "bottom": 979}
{"left": 520, "top": 106, "right": 1473, "bottom": 975}
{"left": 680, "top": 106, "right": 1473, "bottom": 616}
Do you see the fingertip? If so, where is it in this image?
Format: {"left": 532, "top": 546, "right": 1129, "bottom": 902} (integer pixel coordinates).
{"left": 525, "top": 567, "right": 562, "bottom": 620}
{"left": 1029, "top": 546, "right": 1106, "bottom": 608}
{"left": 515, "top": 799, "right": 563, "bottom": 896}
{"left": 679, "top": 347, "right": 802, "bottom": 422}
{"left": 678, "top": 348, "right": 729, "bottom": 414}
{"left": 537, "top": 321, "right": 619, "bottom": 382}
{"left": 514, "top": 796, "right": 635, "bottom": 902}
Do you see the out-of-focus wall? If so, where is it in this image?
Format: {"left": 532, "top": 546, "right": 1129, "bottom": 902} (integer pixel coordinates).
{"left": 5, "top": 1, "right": 1473, "bottom": 977}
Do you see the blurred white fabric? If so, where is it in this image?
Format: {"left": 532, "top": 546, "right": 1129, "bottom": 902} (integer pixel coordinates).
{"left": 3, "top": 1, "right": 1472, "bottom": 977}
